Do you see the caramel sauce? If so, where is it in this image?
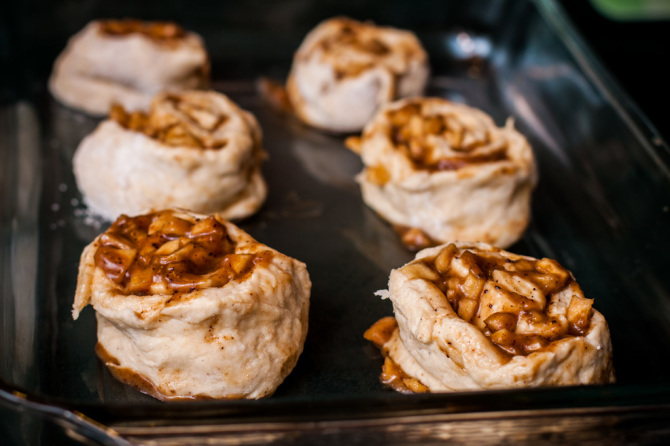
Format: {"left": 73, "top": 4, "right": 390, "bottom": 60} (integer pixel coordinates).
{"left": 363, "top": 316, "right": 397, "bottom": 348}
{"left": 364, "top": 317, "right": 429, "bottom": 393}
{"left": 385, "top": 102, "right": 509, "bottom": 171}
{"left": 417, "top": 244, "right": 594, "bottom": 356}
{"left": 392, "top": 225, "right": 438, "bottom": 252}
{"left": 99, "top": 19, "right": 186, "bottom": 42}
{"left": 94, "top": 211, "right": 273, "bottom": 295}
{"left": 109, "top": 96, "right": 229, "bottom": 149}
{"left": 256, "top": 77, "right": 294, "bottom": 114}
{"left": 317, "top": 21, "right": 394, "bottom": 79}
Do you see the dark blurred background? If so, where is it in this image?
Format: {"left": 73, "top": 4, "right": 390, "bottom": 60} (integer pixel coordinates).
{"left": 557, "top": 0, "right": 669, "bottom": 142}
{"left": 1, "top": 0, "right": 668, "bottom": 144}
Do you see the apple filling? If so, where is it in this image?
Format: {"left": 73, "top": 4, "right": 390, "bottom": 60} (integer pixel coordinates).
{"left": 384, "top": 101, "right": 509, "bottom": 172}
{"left": 408, "top": 243, "right": 594, "bottom": 356}
{"left": 364, "top": 317, "right": 429, "bottom": 394}
{"left": 94, "top": 211, "right": 272, "bottom": 295}
{"left": 317, "top": 21, "right": 391, "bottom": 79}
{"left": 99, "top": 19, "right": 186, "bottom": 42}
{"left": 109, "top": 95, "right": 229, "bottom": 149}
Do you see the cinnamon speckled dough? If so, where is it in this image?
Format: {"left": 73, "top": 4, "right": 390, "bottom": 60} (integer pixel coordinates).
{"left": 286, "top": 17, "right": 429, "bottom": 133}
{"left": 73, "top": 90, "right": 266, "bottom": 221}
{"left": 72, "top": 209, "right": 311, "bottom": 400}
{"left": 376, "top": 242, "right": 615, "bottom": 391}
{"left": 355, "top": 97, "right": 537, "bottom": 248}
{"left": 49, "top": 19, "right": 209, "bottom": 115}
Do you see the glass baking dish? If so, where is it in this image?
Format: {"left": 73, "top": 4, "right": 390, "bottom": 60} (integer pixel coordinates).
{"left": 2, "top": 0, "right": 670, "bottom": 444}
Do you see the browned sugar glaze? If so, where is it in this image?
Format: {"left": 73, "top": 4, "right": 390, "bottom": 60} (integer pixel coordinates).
{"left": 386, "top": 102, "right": 508, "bottom": 171}
{"left": 99, "top": 19, "right": 186, "bottom": 42}
{"left": 413, "top": 244, "right": 594, "bottom": 356}
{"left": 364, "top": 317, "right": 429, "bottom": 393}
{"left": 109, "top": 95, "right": 229, "bottom": 149}
{"left": 94, "top": 211, "right": 272, "bottom": 295}
{"left": 318, "top": 21, "right": 391, "bottom": 79}
{"left": 392, "top": 225, "right": 438, "bottom": 252}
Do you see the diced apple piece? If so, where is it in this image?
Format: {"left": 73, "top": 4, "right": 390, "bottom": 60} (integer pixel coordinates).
{"left": 180, "top": 104, "right": 221, "bottom": 131}
{"left": 444, "top": 120, "right": 464, "bottom": 148}
{"left": 94, "top": 247, "right": 137, "bottom": 284}
{"left": 536, "top": 258, "right": 570, "bottom": 278}
{"left": 147, "top": 212, "right": 174, "bottom": 235}
{"left": 99, "top": 232, "right": 134, "bottom": 250}
{"left": 223, "top": 254, "right": 255, "bottom": 276}
{"left": 388, "top": 103, "right": 420, "bottom": 127}
{"left": 408, "top": 138, "right": 424, "bottom": 161}
{"left": 423, "top": 115, "right": 446, "bottom": 135}
{"left": 109, "top": 103, "right": 128, "bottom": 126}
{"left": 157, "top": 243, "right": 194, "bottom": 264}
{"left": 533, "top": 258, "right": 570, "bottom": 294}
{"left": 163, "top": 123, "right": 202, "bottom": 148}
{"left": 163, "top": 268, "right": 212, "bottom": 293}
{"left": 567, "top": 294, "right": 593, "bottom": 336}
{"left": 460, "top": 270, "right": 486, "bottom": 300}
{"left": 522, "top": 272, "right": 567, "bottom": 296}
{"left": 501, "top": 257, "right": 535, "bottom": 272}
{"left": 490, "top": 328, "right": 520, "bottom": 355}
{"left": 484, "top": 312, "right": 517, "bottom": 332}
{"left": 160, "top": 216, "right": 193, "bottom": 238}
{"left": 457, "top": 298, "right": 479, "bottom": 322}
{"left": 516, "top": 310, "right": 567, "bottom": 339}
{"left": 403, "top": 378, "right": 429, "bottom": 393}
{"left": 522, "top": 335, "right": 549, "bottom": 353}
{"left": 154, "top": 239, "right": 184, "bottom": 256}
{"left": 127, "top": 110, "right": 148, "bottom": 132}
{"left": 363, "top": 317, "right": 398, "bottom": 349}
{"left": 402, "top": 261, "right": 439, "bottom": 281}
{"left": 189, "top": 216, "right": 225, "bottom": 237}
{"left": 491, "top": 269, "right": 545, "bottom": 311}
{"left": 459, "top": 250, "right": 484, "bottom": 277}
{"left": 366, "top": 165, "right": 390, "bottom": 186}
{"left": 125, "top": 264, "right": 155, "bottom": 294}
{"left": 434, "top": 243, "right": 457, "bottom": 274}
{"left": 400, "top": 228, "right": 433, "bottom": 252}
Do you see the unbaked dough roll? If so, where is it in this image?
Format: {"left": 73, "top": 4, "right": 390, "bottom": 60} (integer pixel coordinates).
{"left": 286, "top": 17, "right": 429, "bottom": 133}
{"left": 365, "top": 242, "right": 614, "bottom": 393}
{"left": 49, "top": 19, "right": 209, "bottom": 115}
{"left": 73, "top": 209, "right": 311, "bottom": 400}
{"left": 73, "top": 90, "right": 267, "bottom": 221}
{"left": 350, "top": 97, "right": 537, "bottom": 250}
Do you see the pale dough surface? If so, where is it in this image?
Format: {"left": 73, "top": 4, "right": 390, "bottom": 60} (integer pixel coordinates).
{"left": 287, "top": 17, "right": 429, "bottom": 133}
{"left": 49, "top": 21, "right": 209, "bottom": 115}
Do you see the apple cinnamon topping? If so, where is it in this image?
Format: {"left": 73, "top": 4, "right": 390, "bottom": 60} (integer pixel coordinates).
{"left": 364, "top": 317, "right": 429, "bottom": 393}
{"left": 109, "top": 96, "right": 229, "bottom": 149}
{"left": 393, "top": 225, "right": 438, "bottom": 252}
{"left": 385, "top": 102, "right": 509, "bottom": 171}
{"left": 99, "top": 19, "right": 186, "bottom": 42}
{"left": 409, "top": 244, "right": 595, "bottom": 356}
{"left": 310, "top": 19, "right": 424, "bottom": 80}
{"left": 94, "top": 211, "right": 273, "bottom": 295}
{"left": 318, "top": 22, "right": 391, "bottom": 79}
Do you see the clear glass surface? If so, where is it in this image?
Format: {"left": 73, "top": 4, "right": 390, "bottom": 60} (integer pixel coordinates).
{"left": 1, "top": 0, "right": 670, "bottom": 444}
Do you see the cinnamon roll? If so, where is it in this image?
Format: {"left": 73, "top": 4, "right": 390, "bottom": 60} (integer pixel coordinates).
{"left": 365, "top": 242, "right": 615, "bottom": 392}
{"left": 350, "top": 97, "right": 537, "bottom": 250}
{"left": 286, "top": 17, "right": 429, "bottom": 133}
{"left": 73, "top": 90, "right": 266, "bottom": 221}
{"left": 72, "top": 209, "right": 311, "bottom": 400}
{"left": 49, "top": 19, "right": 209, "bottom": 115}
